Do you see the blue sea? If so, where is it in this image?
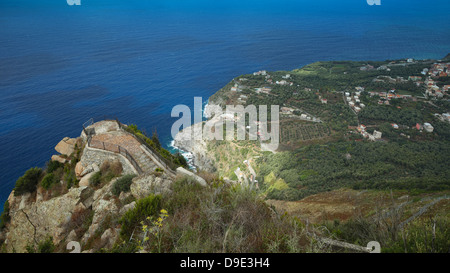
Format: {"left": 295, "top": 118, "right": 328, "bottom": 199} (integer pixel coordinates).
{"left": 1, "top": 0, "right": 450, "bottom": 212}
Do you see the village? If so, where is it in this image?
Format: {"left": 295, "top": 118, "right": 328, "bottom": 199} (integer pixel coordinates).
{"left": 223, "top": 59, "right": 450, "bottom": 144}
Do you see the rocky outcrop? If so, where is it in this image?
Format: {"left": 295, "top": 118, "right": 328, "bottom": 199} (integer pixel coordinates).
{"left": 176, "top": 167, "right": 207, "bottom": 187}
{"left": 4, "top": 186, "right": 93, "bottom": 253}
{"left": 173, "top": 122, "right": 216, "bottom": 172}
{"left": 1, "top": 120, "right": 199, "bottom": 253}
{"left": 55, "top": 137, "right": 81, "bottom": 156}
{"left": 130, "top": 173, "right": 173, "bottom": 199}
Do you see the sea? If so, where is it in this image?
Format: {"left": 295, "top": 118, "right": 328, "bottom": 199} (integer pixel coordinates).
{"left": 1, "top": 0, "right": 450, "bottom": 212}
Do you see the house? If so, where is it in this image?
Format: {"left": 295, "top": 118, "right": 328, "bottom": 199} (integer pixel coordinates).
{"left": 415, "top": 123, "right": 423, "bottom": 130}
{"left": 360, "top": 64, "right": 374, "bottom": 71}
{"left": 347, "top": 97, "right": 352, "bottom": 102}
{"left": 391, "top": 123, "right": 399, "bottom": 129}
{"left": 357, "top": 124, "right": 366, "bottom": 132}
{"left": 349, "top": 101, "right": 355, "bottom": 107}
{"left": 321, "top": 99, "right": 328, "bottom": 104}
{"left": 408, "top": 76, "right": 422, "bottom": 81}
{"left": 423, "top": 123, "right": 434, "bottom": 133}
{"left": 407, "top": 58, "right": 414, "bottom": 63}
{"left": 354, "top": 107, "right": 361, "bottom": 112}
{"left": 373, "top": 130, "right": 382, "bottom": 139}
{"left": 253, "top": 70, "right": 267, "bottom": 76}
{"left": 360, "top": 103, "right": 366, "bottom": 108}
{"left": 442, "top": 113, "right": 450, "bottom": 122}
{"left": 281, "top": 107, "right": 295, "bottom": 114}
{"left": 345, "top": 92, "right": 350, "bottom": 97}
{"left": 231, "top": 86, "right": 238, "bottom": 92}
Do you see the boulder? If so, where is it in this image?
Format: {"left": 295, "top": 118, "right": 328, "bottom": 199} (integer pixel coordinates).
{"left": 67, "top": 230, "right": 78, "bottom": 243}
{"left": 130, "top": 174, "right": 172, "bottom": 199}
{"left": 79, "top": 172, "right": 94, "bottom": 187}
{"left": 100, "top": 228, "right": 118, "bottom": 249}
{"left": 55, "top": 137, "right": 77, "bottom": 156}
{"left": 130, "top": 175, "right": 155, "bottom": 199}
{"left": 75, "top": 162, "right": 85, "bottom": 178}
{"left": 51, "top": 154, "right": 68, "bottom": 164}
{"left": 176, "top": 167, "right": 207, "bottom": 186}
{"left": 119, "top": 201, "right": 136, "bottom": 216}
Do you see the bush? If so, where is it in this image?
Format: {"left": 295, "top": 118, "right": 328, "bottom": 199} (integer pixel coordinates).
{"left": 27, "top": 237, "right": 55, "bottom": 253}
{"left": 0, "top": 201, "right": 10, "bottom": 230}
{"left": 46, "top": 160, "right": 63, "bottom": 173}
{"left": 64, "top": 169, "right": 77, "bottom": 189}
{"left": 100, "top": 160, "right": 123, "bottom": 177}
{"left": 112, "top": 174, "right": 136, "bottom": 196}
{"left": 119, "top": 194, "right": 162, "bottom": 240}
{"left": 89, "top": 171, "right": 102, "bottom": 187}
{"left": 41, "top": 173, "right": 58, "bottom": 190}
{"left": 14, "top": 167, "right": 43, "bottom": 196}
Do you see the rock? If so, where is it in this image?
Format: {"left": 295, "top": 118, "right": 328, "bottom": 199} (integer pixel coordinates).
{"left": 75, "top": 162, "right": 85, "bottom": 178}
{"left": 130, "top": 175, "right": 154, "bottom": 199}
{"left": 79, "top": 186, "right": 94, "bottom": 208}
{"left": 79, "top": 172, "right": 94, "bottom": 187}
{"left": 100, "top": 228, "right": 118, "bottom": 249}
{"left": 18, "top": 193, "right": 32, "bottom": 210}
{"left": 55, "top": 137, "right": 76, "bottom": 156}
{"left": 51, "top": 154, "right": 68, "bottom": 164}
{"left": 92, "top": 163, "right": 100, "bottom": 173}
{"left": 67, "top": 230, "right": 78, "bottom": 242}
{"left": 176, "top": 167, "right": 207, "bottom": 187}
{"left": 4, "top": 186, "right": 91, "bottom": 252}
{"left": 92, "top": 199, "right": 118, "bottom": 228}
{"left": 173, "top": 122, "right": 216, "bottom": 172}
{"left": 119, "top": 191, "right": 132, "bottom": 202}
{"left": 119, "top": 201, "right": 136, "bottom": 216}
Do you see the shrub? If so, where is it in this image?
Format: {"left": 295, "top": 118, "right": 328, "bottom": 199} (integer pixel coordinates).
{"left": 119, "top": 194, "right": 162, "bottom": 240}
{"left": 100, "top": 160, "right": 123, "bottom": 177}
{"left": 0, "top": 201, "right": 10, "bottom": 230}
{"left": 64, "top": 169, "right": 77, "bottom": 189}
{"left": 26, "top": 236, "right": 55, "bottom": 253}
{"left": 14, "top": 167, "right": 43, "bottom": 196}
{"left": 112, "top": 174, "right": 136, "bottom": 196}
{"left": 38, "top": 237, "right": 55, "bottom": 253}
{"left": 41, "top": 173, "right": 58, "bottom": 190}
{"left": 89, "top": 171, "right": 102, "bottom": 187}
{"left": 46, "top": 160, "right": 63, "bottom": 173}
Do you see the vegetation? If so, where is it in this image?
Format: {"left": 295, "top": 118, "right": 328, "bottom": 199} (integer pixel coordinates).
{"left": 258, "top": 141, "right": 450, "bottom": 201}
{"left": 119, "top": 194, "right": 162, "bottom": 241}
{"left": 112, "top": 174, "right": 137, "bottom": 196}
{"left": 111, "top": 176, "right": 322, "bottom": 253}
{"left": 41, "top": 173, "right": 58, "bottom": 190}
{"left": 26, "top": 236, "right": 55, "bottom": 253}
{"left": 0, "top": 201, "right": 10, "bottom": 230}
{"left": 14, "top": 167, "right": 43, "bottom": 196}
{"left": 89, "top": 160, "right": 123, "bottom": 188}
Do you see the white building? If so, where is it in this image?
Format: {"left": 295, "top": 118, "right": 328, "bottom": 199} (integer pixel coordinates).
{"left": 423, "top": 123, "right": 434, "bottom": 133}
{"left": 373, "top": 130, "right": 382, "bottom": 139}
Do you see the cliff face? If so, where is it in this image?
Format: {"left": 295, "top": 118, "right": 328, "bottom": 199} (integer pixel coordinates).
{"left": 173, "top": 122, "right": 216, "bottom": 173}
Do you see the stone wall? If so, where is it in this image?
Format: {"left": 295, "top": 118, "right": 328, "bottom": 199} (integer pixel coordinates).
{"left": 80, "top": 147, "right": 137, "bottom": 176}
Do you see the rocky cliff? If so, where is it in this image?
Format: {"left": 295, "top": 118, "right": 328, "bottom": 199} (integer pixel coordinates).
{"left": 0, "top": 121, "right": 177, "bottom": 253}
{"left": 173, "top": 122, "right": 216, "bottom": 173}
